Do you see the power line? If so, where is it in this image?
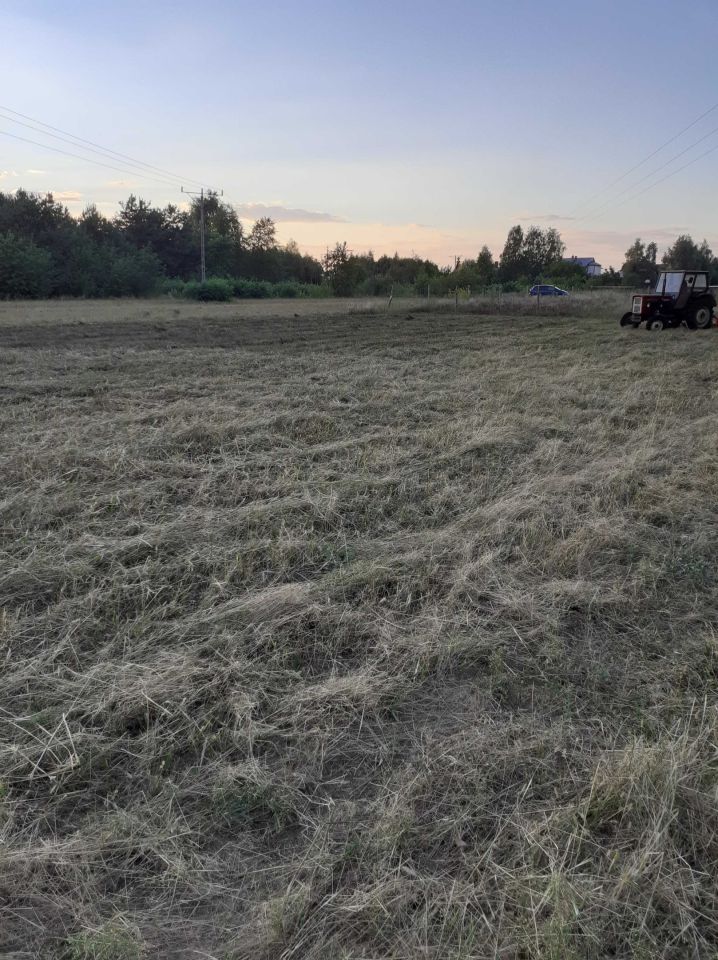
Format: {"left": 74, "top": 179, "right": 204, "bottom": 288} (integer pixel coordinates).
{"left": 567, "top": 99, "right": 718, "bottom": 217}
{"left": 0, "top": 129, "right": 196, "bottom": 189}
{"left": 0, "top": 104, "right": 208, "bottom": 190}
{"left": 580, "top": 138, "right": 718, "bottom": 224}
{"left": 575, "top": 121, "right": 718, "bottom": 222}
{"left": 0, "top": 111, "right": 190, "bottom": 188}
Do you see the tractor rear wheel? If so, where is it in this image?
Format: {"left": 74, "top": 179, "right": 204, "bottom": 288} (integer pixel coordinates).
{"left": 690, "top": 303, "right": 714, "bottom": 329}
{"left": 646, "top": 318, "right": 664, "bottom": 331}
{"left": 620, "top": 312, "right": 636, "bottom": 327}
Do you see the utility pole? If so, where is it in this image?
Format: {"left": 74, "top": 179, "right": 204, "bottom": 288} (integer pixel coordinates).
{"left": 181, "top": 186, "right": 222, "bottom": 282}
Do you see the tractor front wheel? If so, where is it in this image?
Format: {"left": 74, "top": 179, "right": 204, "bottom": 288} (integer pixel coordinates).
{"left": 620, "top": 312, "right": 637, "bottom": 327}
{"left": 690, "top": 304, "right": 714, "bottom": 330}
{"left": 646, "top": 318, "right": 664, "bottom": 331}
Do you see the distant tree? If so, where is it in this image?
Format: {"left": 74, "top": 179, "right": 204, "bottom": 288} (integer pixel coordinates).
{"left": 546, "top": 259, "right": 586, "bottom": 287}
{"left": 475, "top": 245, "right": 496, "bottom": 285}
{"left": 662, "top": 234, "right": 713, "bottom": 271}
{"left": 248, "top": 217, "right": 277, "bottom": 252}
{"left": 622, "top": 238, "right": 659, "bottom": 287}
{"left": 543, "top": 227, "right": 566, "bottom": 265}
{"left": 78, "top": 204, "right": 114, "bottom": 244}
{"left": 499, "top": 224, "right": 565, "bottom": 281}
{"left": 523, "top": 226, "right": 546, "bottom": 278}
{"left": 323, "top": 241, "right": 360, "bottom": 296}
{"left": 499, "top": 225, "right": 525, "bottom": 280}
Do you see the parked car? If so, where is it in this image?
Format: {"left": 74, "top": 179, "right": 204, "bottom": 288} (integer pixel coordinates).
{"left": 529, "top": 284, "right": 569, "bottom": 297}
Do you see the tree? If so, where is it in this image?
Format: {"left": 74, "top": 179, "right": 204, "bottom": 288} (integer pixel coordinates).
{"left": 499, "top": 225, "right": 565, "bottom": 281}
{"left": 543, "top": 227, "right": 565, "bottom": 265}
{"left": 523, "top": 226, "right": 547, "bottom": 278}
{"left": 323, "top": 242, "right": 359, "bottom": 296}
{"left": 78, "top": 205, "right": 114, "bottom": 243}
{"left": 622, "top": 238, "right": 659, "bottom": 287}
{"left": 662, "top": 234, "right": 713, "bottom": 271}
{"left": 248, "top": 217, "right": 277, "bottom": 252}
{"left": 475, "top": 246, "right": 496, "bottom": 285}
{"left": 499, "top": 225, "right": 525, "bottom": 281}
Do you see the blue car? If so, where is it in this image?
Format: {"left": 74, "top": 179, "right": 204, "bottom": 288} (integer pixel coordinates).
{"left": 529, "top": 284, "right": 568, "bottom": 297}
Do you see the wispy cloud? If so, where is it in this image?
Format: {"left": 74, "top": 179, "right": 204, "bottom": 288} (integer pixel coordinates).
{"left": 235, "top": 202, "right": 346, "bottom": 223}
{"left": 0, "top": 170, "right": 19, "bottom": 180}
{"left": 106, "top": 179, "right": 135, "bottom": 187}
{"left": 54, "top": 191, "right": 83, "bottom": 202}
{"left": 26, "top": 169, "right": 46, "bottom": 175}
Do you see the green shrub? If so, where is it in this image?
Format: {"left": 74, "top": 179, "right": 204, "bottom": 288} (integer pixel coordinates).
{"left": 160, "top": 277, "right": 186, "bottom": 297}
{"left": 107, "top": 249, "right": 163, "bottom": 297}
{"left": 184, "top": 278, "right": 234, "bottom": 302}
{"left": 273, "top": 281, "right": 300, "bottom": 298}
{"left": 231, "top": 279, "right": 329, "bottom": 299}
{"left": 0, "top": 232, "right": 53, "bottom": 298}
{"left": 299, "top": 283, "right": 332, "bottom": 298}
{"left": 232, "top": 278, "right": 273, "bottom": 299}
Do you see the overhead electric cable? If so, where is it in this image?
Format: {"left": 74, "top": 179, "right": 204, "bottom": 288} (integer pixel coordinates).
{"left": 575, "top": 122, "right": 718, "bottom": 222}
{"left": 580, "top": 138, "right": 718, "bottom": 224}
{"left": 0, "top": 129, "right": 198, "bottom": 188}
{"left": 0, "top": 104, "right": 208, "bottom": 190}
{"left": 567, "top": 99, "right": 718, "bottom": 217}
{"left": 0, "top": 111, "right": 191, "bottom": 188}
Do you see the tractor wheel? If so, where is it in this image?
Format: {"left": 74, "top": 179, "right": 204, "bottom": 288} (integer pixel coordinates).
{"left": 690, "top": 303, "right": 714, "bottom": 330}
{"left": 620, "top": 312, "right": 636, "bottom": 327}
{"left": 646, "top": 318, "right": 664, "bottom": 331}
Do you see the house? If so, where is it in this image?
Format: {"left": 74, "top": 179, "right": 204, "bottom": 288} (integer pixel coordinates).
{"left": 563, "top": 256, "right": 602, "bottom": 278}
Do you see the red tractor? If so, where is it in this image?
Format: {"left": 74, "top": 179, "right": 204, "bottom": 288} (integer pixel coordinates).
{"left": 620, "top": 270, "right": 716, "bottom": 330}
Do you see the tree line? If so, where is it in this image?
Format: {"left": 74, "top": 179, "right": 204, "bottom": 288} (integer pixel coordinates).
{"left": 0, "top": 188, "right": 715, "bottom": 299}
{"left": 620, "top": 236, "right": 718, "bottom": 287}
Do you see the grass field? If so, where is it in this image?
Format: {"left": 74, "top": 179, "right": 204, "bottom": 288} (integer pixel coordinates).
{"left": 2, "top": 296, "right": 718, "bottom": 959}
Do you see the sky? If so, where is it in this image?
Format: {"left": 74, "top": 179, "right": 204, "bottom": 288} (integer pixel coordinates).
{"left": 1, "top": 0, "right": 717, "bottom": 269}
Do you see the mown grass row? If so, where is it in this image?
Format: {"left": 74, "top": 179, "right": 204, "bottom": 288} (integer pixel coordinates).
{"left": 1, "top": 304, "right": 717, "bottom": 958}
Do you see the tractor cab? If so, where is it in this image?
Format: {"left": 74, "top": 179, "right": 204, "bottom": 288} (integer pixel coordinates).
{"left": 620, "top": 269, "right": 715, "bottom": 330}
{"left": 653, "top": 270, "right": 709, "bottom": 303}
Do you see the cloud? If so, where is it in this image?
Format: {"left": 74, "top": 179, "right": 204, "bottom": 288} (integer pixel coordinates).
{"left": 106, "top": 179, "right": 135, "bottom": 187}
{"left": 0, "top": 170, "right": 19, "bottom": 180}
{"left": 26, "top": 169, "right": 46, "bottom": 175}
{"left": 234, "top": 202, "right": 346, "bottom": 223}
{"left": 54, "top": 191, "right": 83, "bottom": 202}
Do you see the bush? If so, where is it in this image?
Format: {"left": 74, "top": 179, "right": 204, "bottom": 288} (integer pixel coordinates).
{"left": 273, "top": 281, "right": 300, "bottom": 298}
{"left": 160, "top": 277, "right": 187, "bottom": 297}
{"left": 232, "top": 278, "right": 330, "bottom": 299}
{"left": 232, "top": 278, "right": 273, "bottom": 299}
{"left": 107, "top": 249, "right": 164, "bottom": 297}
{"left": 0, "top": 232, "right": 53, "bottom": 298}
{"left": 184, "top": 278, "right": 234, "bottom": 302}
{"left": 299, "top": 283, "right": 332, "bottom": 298}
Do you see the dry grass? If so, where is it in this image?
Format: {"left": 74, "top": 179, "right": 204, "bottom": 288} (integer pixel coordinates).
{"left": 1, "top": 296, "right": 717, "bottom": 959}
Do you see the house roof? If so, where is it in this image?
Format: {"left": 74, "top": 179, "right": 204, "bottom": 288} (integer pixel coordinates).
{"left": 564, "top": 257, "right": 601, "bottom": 268}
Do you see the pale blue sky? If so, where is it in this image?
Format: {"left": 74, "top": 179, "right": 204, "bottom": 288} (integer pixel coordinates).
{"left": 2, "top": 0, "right": 717, "bottom": 267}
